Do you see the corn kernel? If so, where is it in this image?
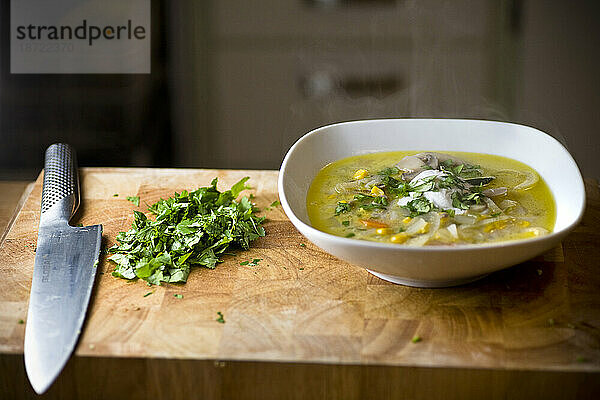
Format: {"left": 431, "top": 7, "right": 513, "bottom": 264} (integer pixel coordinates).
{"left": 484, "top": 220, "right": 509, "bottom": 233}
{"left": 402, "top": 217, "right": 412, "bottom": 224}
{"left": 376, "top": 228, "right": 393, "bottom": 235}
{"left": 370, "top": 186, "right": 385, "bottom": 196}
{"left": 353, "top": 169, "right": 368, "bottom": 180}
{"left": 390, "top": 233, "right": 408, "bottom": 243}
{"left": 519, "top": 220, "right": 531, "bottom": 227}
{"left": 520, "top": 231, "right": 537, "bottom": 238}
{"left": 417, "top": 222, "right": 430, "bottom": 234}
{"left": 339, "top": 200, "right": 347, "bottom": 204}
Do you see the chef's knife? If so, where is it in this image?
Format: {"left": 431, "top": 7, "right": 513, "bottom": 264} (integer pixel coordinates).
{"left": 24, "top": 143, "right": 103, "bottom": 394}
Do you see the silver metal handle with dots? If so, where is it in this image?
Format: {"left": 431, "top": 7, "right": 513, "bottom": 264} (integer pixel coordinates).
{"left": 40, "top": 143, "right": 80, "bottom": 225}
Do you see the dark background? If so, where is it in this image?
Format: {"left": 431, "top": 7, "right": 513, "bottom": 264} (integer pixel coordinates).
{"left": 0, "top": 0, "right": 598, "bottom": 179}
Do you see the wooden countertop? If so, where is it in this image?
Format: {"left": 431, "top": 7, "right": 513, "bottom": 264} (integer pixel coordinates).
{"left": 0, "top": 169, "right": 599, "bottom": 400}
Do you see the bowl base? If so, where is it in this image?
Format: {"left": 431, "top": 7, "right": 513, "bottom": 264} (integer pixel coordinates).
{"left": 366, "top": 269, "right": 490, "bottom": 288}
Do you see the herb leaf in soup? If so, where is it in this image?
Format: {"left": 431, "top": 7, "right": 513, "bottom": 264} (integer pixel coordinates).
{"left": 307, "top": 151, "right": 556, "bottom": 246}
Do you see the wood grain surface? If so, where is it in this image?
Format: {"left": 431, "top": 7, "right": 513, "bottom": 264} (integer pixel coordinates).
{"left": 0, "top": 169, "right": 599, "bottom": 400}
{"left": 0, "top": 181, "right": 33, "bottom": 244}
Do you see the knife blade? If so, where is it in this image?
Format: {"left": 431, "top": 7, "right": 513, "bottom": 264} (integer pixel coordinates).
{"left": 24, "top": 143, "right": 103, "bottom": 394}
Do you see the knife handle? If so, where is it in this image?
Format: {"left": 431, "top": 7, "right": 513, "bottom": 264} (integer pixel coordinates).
{"left": 40, "top": 143, "right": 80, "bottom": 223}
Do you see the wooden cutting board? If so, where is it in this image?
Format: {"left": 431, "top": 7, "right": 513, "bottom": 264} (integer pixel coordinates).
{"left": 1, "top": 168, "right": 599, "bottom": 400}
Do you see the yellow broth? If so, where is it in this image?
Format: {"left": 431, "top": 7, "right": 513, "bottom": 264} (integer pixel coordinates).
{"left": 307, "top": 151, "right": 555, "bottom": 246}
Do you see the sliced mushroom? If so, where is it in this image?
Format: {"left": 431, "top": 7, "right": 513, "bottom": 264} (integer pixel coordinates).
{"left": 482, "top": 187, "right": 507, "bottom": 197}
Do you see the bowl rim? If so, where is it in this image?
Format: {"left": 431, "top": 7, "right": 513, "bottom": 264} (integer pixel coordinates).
{"left": 278, "top": 118, "right": 586, "bottom": 252}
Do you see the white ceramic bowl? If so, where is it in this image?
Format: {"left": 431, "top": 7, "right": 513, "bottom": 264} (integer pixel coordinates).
{"left": 278, "top": 119, "right": 586, "bottom": 287}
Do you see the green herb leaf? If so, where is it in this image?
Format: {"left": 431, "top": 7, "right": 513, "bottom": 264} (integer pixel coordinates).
{"left": 411, "top": 335, "right": 422, "bottom": 343}
{"left": 353, "top": 193, "right": 373, "bottom": 202}
{"left": 143, "top": 292, "right": 153, "bottom": 297}
{"left": 451, "top": 191, "right": 483, "bottom": 210}
{"left": 379, "top": 167, "right": 400, "bottom": 176}
{"left": 409, "top": 176, "right": 437, "bottom": 193}
{"left": 356, "top": 194, "right": 388, "bottom": 211}
{"left": 335, "top": 201, "right": 351, "bottom": 215}
{"left": 109, "top": 178, "right": 266, "bottom": 285}
{"left": 405, "top": 196, "right": 434, "bottom": 216}
{"left": 240, "top": 258, "right": 262, "bottom": 266}
{"left": 127, "top": 196, "right": 140, "bottom": 207}
{"left": 270, "top": 200, "right": 280, "bottom": 207}
{"left": 342, "top": 220, "right": 350, "bottom": 226}
{"left": 216, "top": 311, "right": 226, "bottom": 323}
{"left": 174, "top": 294, "right": 183, "bottom": 299}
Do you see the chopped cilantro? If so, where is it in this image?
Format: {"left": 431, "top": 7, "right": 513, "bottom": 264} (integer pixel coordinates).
{"left": 379, "top": 167, "right": 400, "bottom": 176}
{"left": 411, "top": 335, "right": 422, "bottom": 343}
{"left": 491, "top": 212, "right": 502, "bottom": 217}
{"left": 113, "top": 193, "right": 119, "bottom": 197}
{"left": 76, "top": 223, "right": 83, "bottom": 227}
{"left": 451, "top": 191, "right": 482, "bottom": 210}
{"left": 406, "top": 196, "right": 434, "bottom": 216}
{"left": 440, "top": 160, "right": 482, "bottom": 179}
{"left": 353, "top": 193, "right": 373, "bottom": 201}
{"left": 127, "top": 196, "right": 140, "bottom": 206}
{"left": 143, "top": 292, "right": 153, "bottom": 297}
{"left": 299, "top": 243, "right": 306, "bottom": 247}
{"left": 381, "top": 176, "right": 410, "bottom": 197}
{"left": 270, "top": 200, "right": 280, "bottom": 207}
{"left": 345, "top": 233, "right": 355, "bottom": 238}
{"left": 240, "top": 258, "right": 262, "bottom": 266}
{"left": 174, "top": 294, "right": 183, "bottom": 299}
{"left": 299, "top": 267, "right": 304, "bottom": 270}
{"left": 355, "top": 194, "right": 388, "bottom": 211}
{"left": 216, "top": 311, "right": 226, "bottom": 323}
{"left": 108, "top": 177, "right": 265, "bottom": 285}
{"left": 18, "top": 319, "right": 24, "bottom": 324}
{"left": 335, "top": 201, "right": 351, "bottom": 215}
{"left": 342, "top": 220, "right": 350, "bottom": 226}
{"left": 409, "top": 176, "right": 436, "bottom": 193}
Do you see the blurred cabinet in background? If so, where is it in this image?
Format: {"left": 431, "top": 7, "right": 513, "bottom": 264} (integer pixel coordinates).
{"left": 171, "top": 0, "right": 517, "bottom": 170}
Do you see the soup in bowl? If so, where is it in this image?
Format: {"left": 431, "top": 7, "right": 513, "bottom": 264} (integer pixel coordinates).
{"left": 278, "top": 119, "right": 585, "bottom": 287}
